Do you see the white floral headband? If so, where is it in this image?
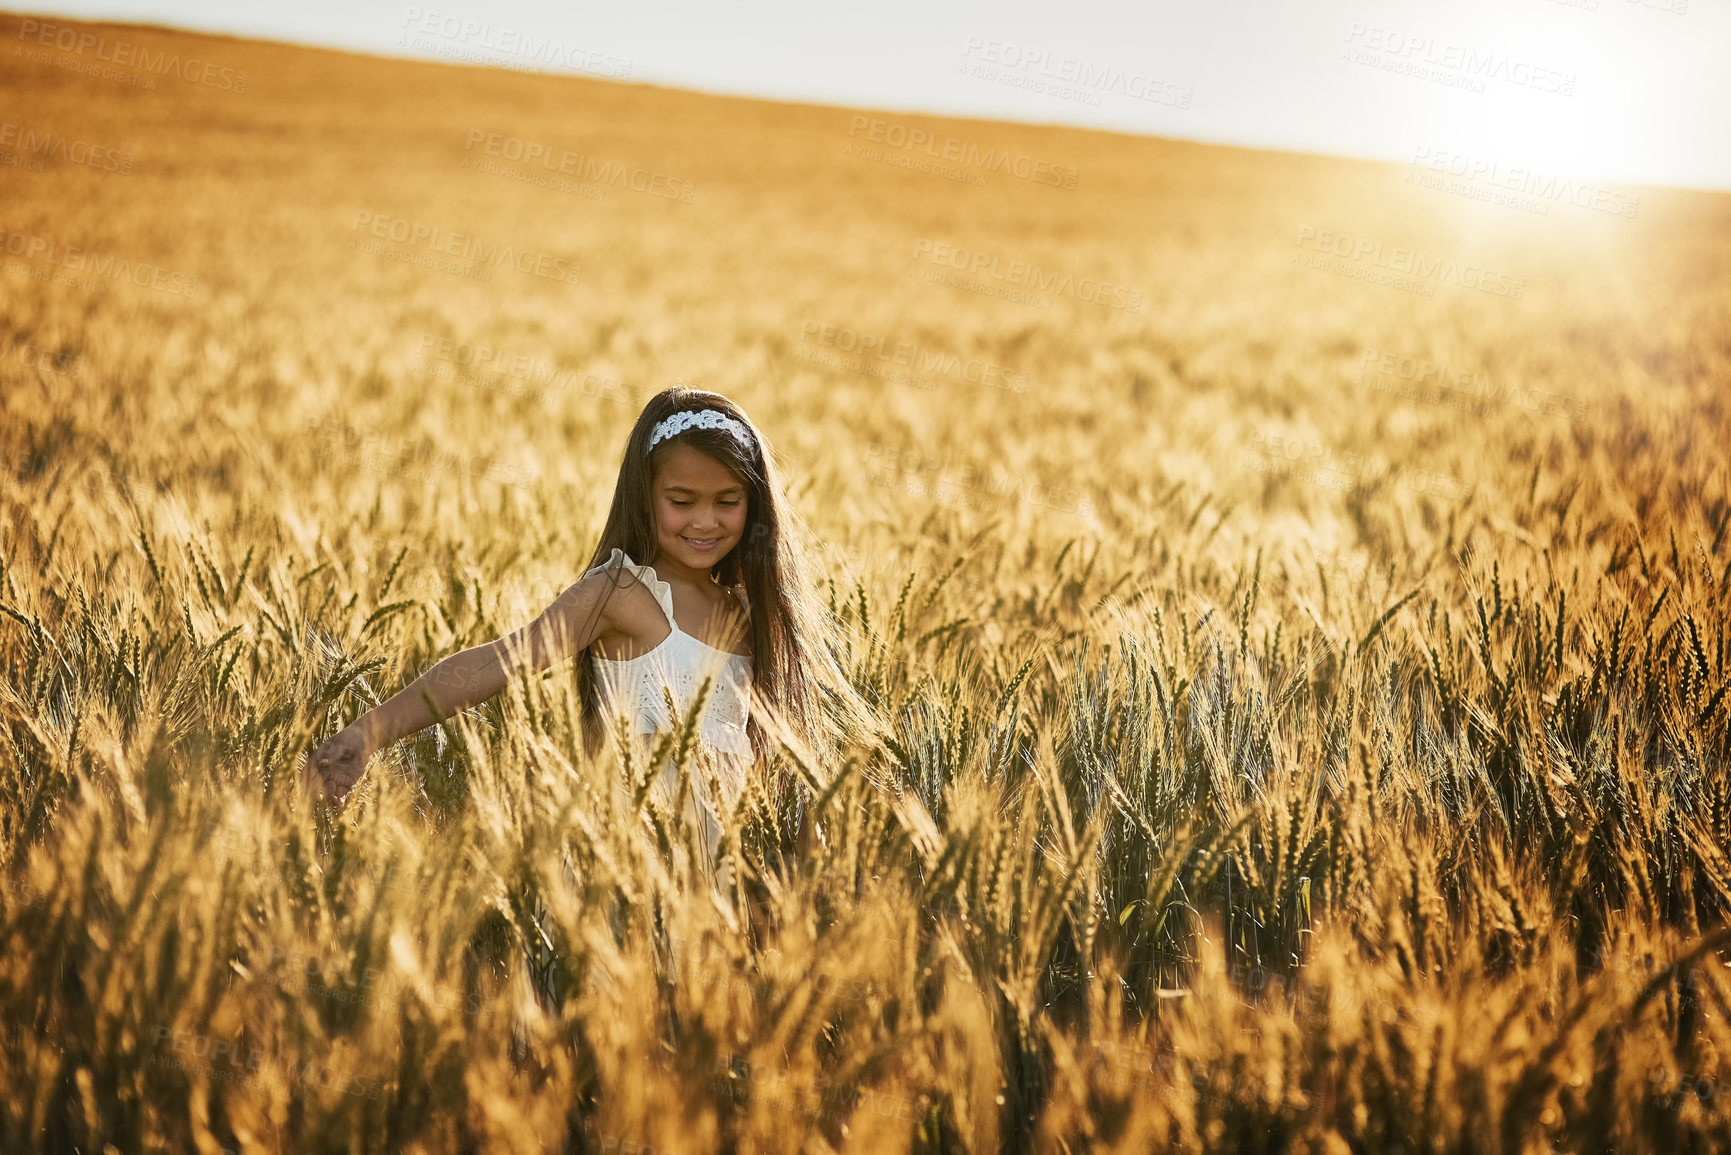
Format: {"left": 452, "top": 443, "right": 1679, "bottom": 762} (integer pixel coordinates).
{"left": 648, "top": 408, "right": 754, "bottom": 454}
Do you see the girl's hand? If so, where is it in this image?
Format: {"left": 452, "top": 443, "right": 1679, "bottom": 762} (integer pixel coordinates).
{"left": 309, "top": 724, "right": 373, "bottom": 807}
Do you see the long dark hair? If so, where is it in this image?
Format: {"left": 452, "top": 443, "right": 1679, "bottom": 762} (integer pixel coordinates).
{"left": 572, "top": 386, "right": 868, "bottom": 785}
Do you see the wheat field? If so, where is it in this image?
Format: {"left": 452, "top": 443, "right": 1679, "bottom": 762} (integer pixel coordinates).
{"left": 2, "top": 11, "right": 1730, "bottom": 1154}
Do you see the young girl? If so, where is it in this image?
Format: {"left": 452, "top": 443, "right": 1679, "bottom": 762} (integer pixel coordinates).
{"left": 306, "top": 386, "right": 868, "bottom": 878}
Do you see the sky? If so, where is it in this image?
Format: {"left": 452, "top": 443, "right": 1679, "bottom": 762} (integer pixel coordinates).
{"left": 22, "top": 0, "right": 1730, "bottom": 191}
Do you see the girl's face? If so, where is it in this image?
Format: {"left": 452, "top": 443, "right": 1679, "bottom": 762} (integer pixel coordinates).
{"left": 651, "top": 442, "right": 749, "bottom": 575}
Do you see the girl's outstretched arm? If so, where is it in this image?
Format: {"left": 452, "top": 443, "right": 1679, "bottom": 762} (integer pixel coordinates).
{"left": 307, "top": 570, "right": 618, "bottom": 807}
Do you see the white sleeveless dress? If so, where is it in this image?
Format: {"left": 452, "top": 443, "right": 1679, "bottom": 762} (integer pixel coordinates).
{"left": 524, "top": 549, "right": 753, "bottom": 1006}
{"left": 583, "top": 547, "right": 754, "bottom": 875}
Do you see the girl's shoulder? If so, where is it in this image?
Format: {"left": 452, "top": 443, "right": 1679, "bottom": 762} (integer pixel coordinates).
{"left": 580, "top": 546, "right": 748, "bottom": 620}
{"left": 581, "top": 547, "right": 675, "bottom": 621}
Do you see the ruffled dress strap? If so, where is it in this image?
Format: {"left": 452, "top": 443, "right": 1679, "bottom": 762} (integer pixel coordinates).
{"left": 582, "top": 547, "right": 676, "bottom": 626}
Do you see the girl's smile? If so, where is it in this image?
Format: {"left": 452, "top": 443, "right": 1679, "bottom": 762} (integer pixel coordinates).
{"left": 652, "top": 442, "right": 749, "bottom": 580}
